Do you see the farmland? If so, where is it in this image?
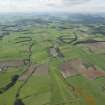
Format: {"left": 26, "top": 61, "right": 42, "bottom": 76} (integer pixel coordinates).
{"left": 0, "top": 13, "right": 105, "bottom": 105}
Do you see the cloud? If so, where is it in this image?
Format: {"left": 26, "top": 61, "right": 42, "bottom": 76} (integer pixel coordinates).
{"left": 63, "top": 0, "right": 89, "bottom": 5}
{"left": 0, "top": 0, "right": 104, "bottom": 13}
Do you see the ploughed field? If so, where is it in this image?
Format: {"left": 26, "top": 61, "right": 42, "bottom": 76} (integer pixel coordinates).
{"left": 0, "top": 15, "right": 105, "bottom": 105}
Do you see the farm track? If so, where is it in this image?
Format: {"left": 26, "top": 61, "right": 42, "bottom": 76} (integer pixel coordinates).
{"left": 48, "top": 36, "right": 81, "bottom": 105}
{"left": 0, "top": 36, "right": 33, "bottom": 97}
{"left": 0, "top": 36, "right": 33, "bottom": 105}
{"left": 0, "top": 34, "right": 101, "bottom": 105}
{"left": 13, "top": 36, "right": 36, "bottom": 105}
{"left": 48, "top": 35, "right": 98, "bottom": 105}
{"left": 14, "top": 64, "right": 38, "bottom": 105}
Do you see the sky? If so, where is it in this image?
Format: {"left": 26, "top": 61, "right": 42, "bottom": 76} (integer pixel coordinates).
{"left": 0, "top": 0, "right": 105, "bottom": 13}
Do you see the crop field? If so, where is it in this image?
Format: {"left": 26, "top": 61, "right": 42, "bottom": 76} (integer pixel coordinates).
{"left": 0, "top": 13, "right": 105, "bottom": 105}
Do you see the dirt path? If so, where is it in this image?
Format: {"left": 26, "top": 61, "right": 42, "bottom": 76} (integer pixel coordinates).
{"left": 13, "top": 36, "right": 35, "bottom": 105}
{"left": 19, "top": 64, "right": 37, "bottom": 81}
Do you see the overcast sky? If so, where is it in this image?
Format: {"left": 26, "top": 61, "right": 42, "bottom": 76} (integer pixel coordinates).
{"left": 0, "top": 0, "right": 105, "bottom": 13}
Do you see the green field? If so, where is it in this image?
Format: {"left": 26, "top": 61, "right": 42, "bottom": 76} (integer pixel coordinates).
{"left": 0, "top": 13, "right": 105, "bottom": 105}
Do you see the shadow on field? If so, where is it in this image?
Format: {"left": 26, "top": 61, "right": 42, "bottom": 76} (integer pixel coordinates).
{"left": 0, "top": 75, "right": 19, "bottom": 94}
{"left": 14, "top": 98, "right": 25, "bottom": 105}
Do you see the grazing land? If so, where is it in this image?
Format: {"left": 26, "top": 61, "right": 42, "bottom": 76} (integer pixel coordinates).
{"left": 0, "top": 13, "right": 105, "bottom": 105}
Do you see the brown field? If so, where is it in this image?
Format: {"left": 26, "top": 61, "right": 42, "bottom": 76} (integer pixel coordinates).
{"left": 19, "top": 64, "right": 48, "bottom": 81}
{"left": 33, "top": 64, "right": 48, "bottom": 76}
{"left": 60, "top": 59, "right": 105, "bottom": 79}
{"left": 0, "top": 59, "right": 24, "bottom": 71}
{"left": 84, "top": 42, "right": 105, "bottom": 53}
